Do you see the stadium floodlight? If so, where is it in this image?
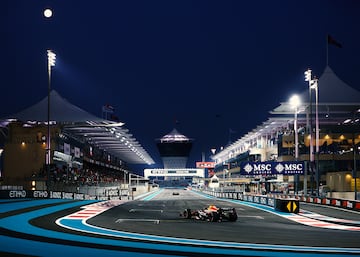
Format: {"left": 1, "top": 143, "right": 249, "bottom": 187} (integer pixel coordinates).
{"left": 290, "top": 94, "right": 301, "bottom": 193}
{"left": 46, "top": 50, "right": 56, "bottom": 190}
{"left": 304, "top": 69, "right": 312, "bottom": 82}
{"left": 47, "top": 50, "right": 56, "bottom": 68}
{"left": 289, "top": 95, "right": 301, "bottom": 158}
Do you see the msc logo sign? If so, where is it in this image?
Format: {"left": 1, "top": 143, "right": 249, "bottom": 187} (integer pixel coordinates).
{"left": 241, "top": 161, "right": 304, "bottom": 176}
{"left": 275, "top": 163, "right": 303, "bottom": 174}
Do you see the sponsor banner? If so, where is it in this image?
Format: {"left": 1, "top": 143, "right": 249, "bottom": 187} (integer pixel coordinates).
{"left": 64, "top": 143, "right": 71, "bottom": 155}
{"left": 32, "top": 190, "right": 49, "bottom": 198}
{"left": 240, "top": 161, "right": 304, "bottom": 176}
{"left": 0, "top": 190, "right": 49, "bottom": 198}
{"left": 0, "top": 190, "right": 109, "bottom": 201}
{"left": 74, "top": 147, "right": 80, "bottom": 158}
{"left": 0, "top": 190, "right": 27, "bottom": 198}
{"left": 196, "top": 162, "right": 215, "bottom": 168}
{"left": 50, "top": 191, "right": 63, "bottom": 199}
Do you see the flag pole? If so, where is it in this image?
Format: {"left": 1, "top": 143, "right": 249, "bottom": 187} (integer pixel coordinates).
{"left": 326, "top": 34, "right": 329, "bottom": 66}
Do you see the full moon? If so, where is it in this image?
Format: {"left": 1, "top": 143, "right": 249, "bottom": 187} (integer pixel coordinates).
{"left": 44, "top": 9, "right": 53, "bottom": 18}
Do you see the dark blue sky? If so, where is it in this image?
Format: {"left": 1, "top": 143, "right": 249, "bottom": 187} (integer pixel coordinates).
{"left": 1, "top": 0, "right": 360, "bottom": 171}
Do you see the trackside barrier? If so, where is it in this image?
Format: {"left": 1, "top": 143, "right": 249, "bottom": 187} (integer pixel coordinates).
{"left": 0, "top": 186, "right": 160, "bottom": 201}
{"left": 0, "top": 190, "right": 131, "bottom": 200}
{"left": 201, "top": 190, "right": 360, "bottom": 212}
{"left": 0, "top": 190, "right": 99, "bottom": 200}
{"left": 274, "top": 198, "right": 300, "bottom": 213}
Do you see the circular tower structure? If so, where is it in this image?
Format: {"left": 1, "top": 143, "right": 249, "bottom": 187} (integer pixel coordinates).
{"left": 156, "top": 128, "right": 193, "bottom": 169}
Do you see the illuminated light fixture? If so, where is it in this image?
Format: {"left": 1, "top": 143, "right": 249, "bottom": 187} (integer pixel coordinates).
{"left": 47, "top": 50, "right": 56, "bottom": 67}
{"left": 43, "top": 8, "right": 53, "bottom": 18}
{"left": 343, "top": 119, "right": 352, "bottom": 124}
{"left": 31, "top": 181, "right": 36, "bottom": 187}
{"left": 304, "top": 69, "right": 312, "bottom": 82}
{"left": 289, "top": 94, "right": 301, "bottom": 109}
{"left": 21, "top": 142, "right": 25, "bottom": 146}
{"left": 289, "top": 94, "right": 301, "bottom": 163}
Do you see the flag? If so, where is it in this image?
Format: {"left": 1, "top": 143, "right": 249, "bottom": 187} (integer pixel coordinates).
{"left": 327, "top": 35, "right": 342, "bottom": 48}
{"left": 102, "top": 104, "right": 115, "bottom": 113}
{"left": 74, "top": 147, "right": 80, "bottom": 158}
{"left": 64, "top": 143, "right": 71, "bottom": 155}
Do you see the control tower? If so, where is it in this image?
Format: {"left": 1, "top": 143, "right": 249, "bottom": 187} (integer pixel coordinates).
{"left": 156, "top": 128, "right": 193, "bottom": 169}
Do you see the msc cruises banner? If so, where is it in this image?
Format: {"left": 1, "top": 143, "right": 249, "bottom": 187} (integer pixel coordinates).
{"left": 240, "top": 161, "right": 304, "bottom": 176}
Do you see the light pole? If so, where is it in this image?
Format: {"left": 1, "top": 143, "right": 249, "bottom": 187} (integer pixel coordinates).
{"left": 353, "top": 135, "right": 358, "bottom": 201}
{"left": 290, "top": 94, "right": 300, "bottom": 194}
{"left": 305, "top": 69, "right": 318, "bottom": 196}
{"left": 352, "top": 109, "right": 360, "bottom": 200}
{"left": 46, "top": 50, "right": 56, "bottom": 189}
{"left": 312, "top": 77, "right": 320, "bottom": 197}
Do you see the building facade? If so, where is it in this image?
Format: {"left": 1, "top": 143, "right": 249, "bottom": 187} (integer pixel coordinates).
{"left": 211, "top": 66, "right": 360, "bottom": 198}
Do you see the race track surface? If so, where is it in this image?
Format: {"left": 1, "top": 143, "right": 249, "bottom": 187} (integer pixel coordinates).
{"left": 1, "top": 188, "right": 360, "bottom": 256}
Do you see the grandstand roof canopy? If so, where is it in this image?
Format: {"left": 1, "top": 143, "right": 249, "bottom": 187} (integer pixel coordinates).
{"left": 2, "top": 90, "right": 155, "bottom": 165}
{"left": 157, "top": 128, "right": 192, "bottom": 143}
{"left": 272, "top": 66, "right": 360, "bottom": 115}
{"left": 213, "top": 66, "right": 360, "bottom": 159}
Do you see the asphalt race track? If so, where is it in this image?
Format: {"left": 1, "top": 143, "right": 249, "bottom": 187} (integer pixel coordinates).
{"left": 1, "top": 189, "right": 360, "bottom": 257}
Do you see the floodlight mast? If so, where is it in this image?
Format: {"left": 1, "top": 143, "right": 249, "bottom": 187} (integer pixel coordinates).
{"left": 290, "top": 94, "right": 300, "bottom": 159}
{"left": 46, "top": 50, "right": 56, "bottom": 189}
{"left": 304, "top": 68, "right": 319, "bottom": 196}
{"left": 290, "top": 94, "right": 301, "bottom": 193}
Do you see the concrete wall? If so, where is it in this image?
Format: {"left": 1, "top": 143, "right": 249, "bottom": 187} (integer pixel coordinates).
{"left": 327, "top": 191, "right": 356, "bottom": 200}
{"left": 75, "top": 182, "right": 158, "bottom": 198}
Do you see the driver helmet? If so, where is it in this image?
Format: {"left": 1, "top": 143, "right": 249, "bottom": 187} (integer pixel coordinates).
{"left": 208, "top": 205, "right": 218, "bottom": 211}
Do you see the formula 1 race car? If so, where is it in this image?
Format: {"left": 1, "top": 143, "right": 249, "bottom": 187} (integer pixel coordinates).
{"left": 181, "top": 205, "right": 237, "bottom": 222}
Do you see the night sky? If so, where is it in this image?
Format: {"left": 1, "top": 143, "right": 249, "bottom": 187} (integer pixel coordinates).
{"left": 2, "top": 1, "right": 360, "bottom": 172}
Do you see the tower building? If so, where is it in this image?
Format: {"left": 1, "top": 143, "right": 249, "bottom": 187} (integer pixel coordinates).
{"left": 156, "top": 128, "right": 193, "bottom": 169}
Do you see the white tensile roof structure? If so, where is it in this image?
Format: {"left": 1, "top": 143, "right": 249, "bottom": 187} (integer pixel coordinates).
{"left": 213, "top": 66, "right": 360, "bottom": 160}
{"left": 2, "top": 90, "right": 154, "bottom": 165}
{"left": 158, "top": 128, "right": 192, "bottom": 143}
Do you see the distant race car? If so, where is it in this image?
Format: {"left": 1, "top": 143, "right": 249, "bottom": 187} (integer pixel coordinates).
{"left": 181, "top": 205, "right": 238, "bottom": 222}
{"left": 172, "top": 192, "right": 180, "bottom": 195}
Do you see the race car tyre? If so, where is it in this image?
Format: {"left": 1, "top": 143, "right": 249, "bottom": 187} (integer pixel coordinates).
{"left": 228, "top": 212, "right": 238, "bottom": 222}
{"left": 183, "top": 209, "right": 192, "bottom": 219}
{"left": 210, "top": 212, "right": 221, "bottom": 222}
